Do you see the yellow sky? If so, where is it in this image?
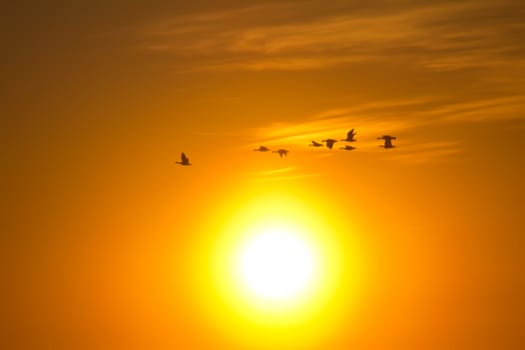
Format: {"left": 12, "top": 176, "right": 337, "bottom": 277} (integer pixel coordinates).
{"left": 2, "top": 1, "right": 525, "bottom": 349}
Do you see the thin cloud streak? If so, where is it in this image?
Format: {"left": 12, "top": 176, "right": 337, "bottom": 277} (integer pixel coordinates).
{"left": 248, "top": 172, "right": 327, "bottom": 183}
{"left": 246, "top": 164, "right": 325, "bottom": 182}
{"left": 140, "top": 1, "right": 525, "bottom": 72}
{"left": 246, "top": 94, "right": 525, "bottom": 162}
{"left": 254, "top": 95, "right": 525, "bottom": 145}
{"left": 387, "top": 141, "right": 463, "bottom": 163}
{"left": 251, "top": 167, "right": 296, "bottom": 177}
{"left": 251, "top": 98, "right": 428, "bottom": 147}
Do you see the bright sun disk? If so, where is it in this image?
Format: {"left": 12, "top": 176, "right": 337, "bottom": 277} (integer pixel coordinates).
{"left": 236, "top": 226, "right": 317, "bottom": 301}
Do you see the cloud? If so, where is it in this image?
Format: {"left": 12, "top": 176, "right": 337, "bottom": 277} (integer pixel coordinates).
{"left": 251, "top": 166, "right": 296, "bottom": 177}
{"left": 249, "top": 171, "right": 326, "bottom": 183}
{"left": 244, "top": 165, "right": 326, "bottom": 182}
{"left": 140, "top": 1, "right": 525, "bottom": 72}
{"left": 248, "top": 98, "right": 432, "bottom": 147}
{"left": 261, "top": 94, "right": 525, "bottom": 140}
{"left": 135, "top": 1, "right": 525, "bottom": 164}
{"left": 386, "top": 141, "right": 464, "bottom": 163}
{"left": 423, "top": 96, "right": 525, "bottom": 123}
{"left": 245, "top": 93, "right": 525, "bottom": 162}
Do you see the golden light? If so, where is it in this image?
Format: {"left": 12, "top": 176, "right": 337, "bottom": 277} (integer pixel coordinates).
{"left": 213, "top": 194, "right": 334, "bottom": 319}
{"left": 235, "top": 222, "right": 318, "bottom": 302}
{"left": 191, "top": 185, "right": 365, "bottom": 348}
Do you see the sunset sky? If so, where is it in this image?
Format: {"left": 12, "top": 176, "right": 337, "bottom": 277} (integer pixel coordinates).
{"left": 2, "top": 1, "right": 525, "bottom": 349}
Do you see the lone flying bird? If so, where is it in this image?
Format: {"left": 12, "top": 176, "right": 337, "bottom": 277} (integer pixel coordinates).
{"left": 273, "top": 149, "right": 289, "bottom": 157}
{"left": 254, "top": 146, "right": 271, "bottom": 152}
{"left": 341, "top": 129, "right": 357, "bottom": 142}
{"left": 377, "top": 135, "right": 397, "bottom": 149}
{"left": 175, "top": 152, "right": 191, "bottom": 166}
{"left": 309, "top": 140, "right": 323, "bottom": 147}
{"left": 322, "top": 139, "right": 338, "bottom": 149}
{"left": 340, "top": 145, "right": 356, "bottom": 151}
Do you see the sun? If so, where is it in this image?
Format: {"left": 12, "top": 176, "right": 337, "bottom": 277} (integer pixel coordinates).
{"left": 194, "top": 189, "right": 363, "bottom": 347}
{"left": 236, "top": 225, "right": 317, "bottom": 301}
{"left": 208, "top": 191, "right": 338, "bottom": 317}
{"left": 195, "top": 187, "right": 363, "bottom": 345}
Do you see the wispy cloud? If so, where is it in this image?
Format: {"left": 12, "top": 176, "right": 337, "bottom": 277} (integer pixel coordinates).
{"left": 424, "top": 96, "right": 525, "bottom": 123}
{"left": 249, "top": 171, "right": 327, "bottom": 183}
{"left": 251, "top": 166, "right": 296, "bottom": 177}
{"left": 140, "top": 1, "right": 525, "bottom": 72}
{"left": 386, "top": 141, "right": 463, "bottom": 163}
{"left": 257, "top": 94, "right": 525, "bottom": 140}
{"left": 244, "top": 165, "right": 326, "bottom": 182}
{"left": 246, "top": 93, "right": 525, "bottom": 162}
{"left": 136, "top": 1, "right": 525, "bottom": 164}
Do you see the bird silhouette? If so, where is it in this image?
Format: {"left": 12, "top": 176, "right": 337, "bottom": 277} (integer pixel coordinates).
{"left": 341, "top": 129, "right": 357, "bottom": 142}
{"left": 377, "top": 135, "right": 397, "bottom": 149}
{"left": 175, "top": 152, "right": 192, "bottom": 166}
{"left": 340, "top": 145, "right": 356, "bottom": 151}
{"left": 309, "top": 140, "right": 323, "bottom": 147}
{"left": 322, "top": 139, "right": 338, "bottom": 149}
{"left": 254, "top": 146, "right": 271, "bottom": 152}
{"left": 273, "top": 149, "right": 289, "bottom": 157}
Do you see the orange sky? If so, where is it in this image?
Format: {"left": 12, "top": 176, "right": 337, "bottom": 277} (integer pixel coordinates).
{"left": 2, "top": 1, "right": 525, "bottom": 349}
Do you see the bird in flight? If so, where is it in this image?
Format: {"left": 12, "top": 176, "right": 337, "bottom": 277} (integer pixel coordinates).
{"left": 340, "top": 145, "right": 356, "bottom": 151}
{"left": 341, "top": 129, "right": 357, "bottom": 142}
{"left": 309, "top": 140, "right": 323, "bottom": 147}
{"left": 175, "top": 152, "right": 192, "bottom": 166}
{"left": 273, "top": 149, "right": 289, "bottom": 157}
{"left": 254, "top": 146, "right": 271, "bottom": 152}
{"left": 322, "top": 139, "right": 338, "bottom": 149}
{"left": 377, "top": 135, "right": 397, "bottom": 149}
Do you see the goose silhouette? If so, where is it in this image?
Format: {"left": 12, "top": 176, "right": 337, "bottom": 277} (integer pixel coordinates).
{"left": 175, "top": 152, "right": 192, "bottom": 166}
{"left": 340, "top": 145, "right": 356, "bottom": 151}
{"left": 377, "top": 135, "right": 397, "bottom": 149}
{"left": 341, "top": 129, "right": 357, "bottom": 142}
{"left": 254, "top": 146, "right": 271, "bottom": 152}
{"left": 273, "top": 149, "right": 289, "bottom": 157}
{"left": 322, "top": 139, "right": 338, "bottom": 149}
{"left": 309, "top": 140, "right": 323, "bottom": 147}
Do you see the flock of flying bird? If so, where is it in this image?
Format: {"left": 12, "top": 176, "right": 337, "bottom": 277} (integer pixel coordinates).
{"left": 175, "top": 129, "right": 397, "bottom": 165}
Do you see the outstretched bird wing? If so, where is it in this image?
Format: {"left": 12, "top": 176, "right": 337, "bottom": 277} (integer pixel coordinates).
{"left": 347, "top": 129, "right": 356, "bottom": 138}
{"left": 181, "top": 152, "right": 189, "bottom": 163}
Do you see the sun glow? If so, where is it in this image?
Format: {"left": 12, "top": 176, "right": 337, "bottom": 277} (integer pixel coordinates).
{"left": 192, "top": 187, "right": 363, "bottom": 348}
{"left": 205, "top": 191, "right": 353, "bottom": 317}
{"left": 236, "top": 225, "right": 318, "bottom": 301}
